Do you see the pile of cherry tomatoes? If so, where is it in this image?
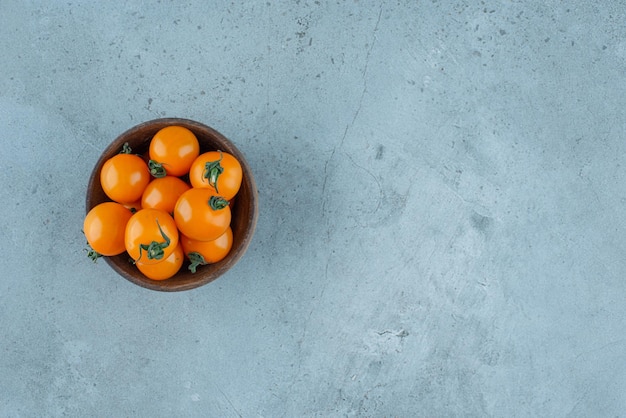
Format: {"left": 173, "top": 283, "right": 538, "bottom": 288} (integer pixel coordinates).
{"left": 83, "top": 125, "right": 242, "bottom": 280}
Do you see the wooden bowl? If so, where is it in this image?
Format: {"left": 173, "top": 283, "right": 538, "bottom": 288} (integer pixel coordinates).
{"left": 85, "top": 118, "right": 258, "bottom": 291}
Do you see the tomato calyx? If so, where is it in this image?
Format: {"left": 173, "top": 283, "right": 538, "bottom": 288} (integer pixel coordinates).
{"left": 187, "top": 252, "right": 207, "bottom": 273}
{"left": 208, "top": 195, "right": 229, "bottom": 210}
{"left": 137, "top": 219, "right": 171, "bottom": 263}
{"left": 120, "top": 142, "right": 133, "bottom": 154}
{"left": 84, "top": 245, "right": 102, "bottom": 263}
{"left": 148, "top": 160, "right": 167, "bottom": 178}
{"left": 202, "top": 151, "right": 224, "bottom": 192}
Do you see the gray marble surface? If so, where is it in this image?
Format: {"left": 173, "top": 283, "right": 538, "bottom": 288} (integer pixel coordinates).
{"left": 1, "top": 1, "right": 625, "bottom": 416}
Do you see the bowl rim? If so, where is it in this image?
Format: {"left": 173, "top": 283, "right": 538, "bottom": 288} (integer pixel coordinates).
{"left": 85, "top": 117, "right": 258, "bottom": 292}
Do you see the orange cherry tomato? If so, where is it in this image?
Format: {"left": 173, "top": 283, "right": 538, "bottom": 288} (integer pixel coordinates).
{"left": 149, "top": 126, "right": 200, "bottom": 177}
{"left": 83, "top": 202, "right": 133, "bottom": 257}
{"left": 136, "top": 242, "right": 184, "bottom": 280}
{"left": 125, "top": 208, "right": 179, "bottom": 265}
{"left": 100, "top": 153, "right": 151, "bottom": 204}
{"left": 173, "top": 188, "right": 231, "bottom": 242}
{"left": 188, "top": 151, "right": 242, "bottom": 200}
{"left": 180, "top": 227, "right": 233, "bottom": 272}
{"left": 141, "top": 176, "right": 190, "bottom": 214}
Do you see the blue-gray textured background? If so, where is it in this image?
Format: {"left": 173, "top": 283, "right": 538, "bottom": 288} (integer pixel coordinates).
{"left": 1, "top": 1, "right": 625, "bottom": 416}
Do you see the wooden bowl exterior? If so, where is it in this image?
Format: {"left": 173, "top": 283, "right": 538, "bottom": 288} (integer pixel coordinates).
{"left": 85, "top": 118, "right": 258, "bottom": 291}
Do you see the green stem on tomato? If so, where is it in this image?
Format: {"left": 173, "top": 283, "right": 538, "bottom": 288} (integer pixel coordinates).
{"left": 85, "top": 246, "right": 102, "bottom": 263}
{"left": 120, "top": 142, "right": 133, "bottom": 154}
{"left": 202, "top": 151, "right": 224, "bottom": 192}
{"left": 148, "top": 160, "right": 167, "bottom": 178}
{"left": 136, "top": 219, "right": 171, "bottom": 263}
{"left": 208, "top": 195, "right": 229, "bottom": 210}
{"left": 187, "top": 252, "right": 207, "bottom": 273}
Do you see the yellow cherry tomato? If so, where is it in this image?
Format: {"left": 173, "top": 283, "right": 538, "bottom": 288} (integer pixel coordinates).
{"left": 125, "top": 208, "right": 179, "bottom": 265}
{"left": 188, "top": 151, "right": 242, "bottom": 200}
{"left": 84, "top": 202, "right": 133, "bottom": 257}
{"left": 173, "top": 188, "right": 231, "bottom": 242}
{"left": 141, "top": 176, "right": 190, "bottom": 214}
{"left": 180, "top": 227, "right": 233, "bottom": 272}
{"left": 148, "top": 126, "right": 200, "bottom": 177}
